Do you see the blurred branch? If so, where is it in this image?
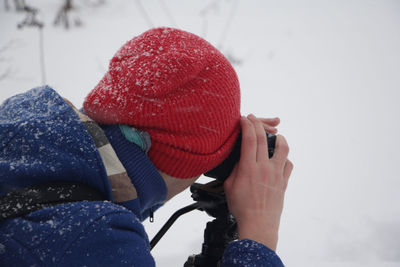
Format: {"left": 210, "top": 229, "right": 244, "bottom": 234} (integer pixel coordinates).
{"left": 54, "top": 0, "right": 82, "bottom": 29}
{"left": 13, "top": 0, "right": 26, "bottom": 11}
{"left": 199, "top": 0, "right": 220, "bottom": 38}
{"left": 4, "top": 0, "right": 9, "bottom": 10}
{"left": 224, "top": 51, "right": 243, "bottom": 66}
{"left": 3, "top": 0, "right": 34, "bottom": 12}
{"left": 0, "top": 41, "right": 14, "bottom": 55}
{"left": 3, "top": 0, "right": 43, "bottom": 28}
{"left": 38, "top": 28, "right": 46, "bottom": 85}
{"left": 5, "top": 0, "right": 106, "bottom": 30}
{"left": 0, "top": 67, "right": 12, "bottom": 81}
{"left": 0, "top": 39, "right": 23, "bottom": 56}
{"left": 0, "top": 40, "right": 17, "bottom": 82}
{"left": 217, "top": 0, "right": 238, "bottom": 50}
{"left": 17, "top": 5, "right": 44, "bottom": 29}
{"left": 199, "top": 0, "right": 242, "bottom": 66}
{"left": 158, "top": 0, "right": 177, "bottom": 27}
{"left": 16, "top": 5, "right": 46, "bottom": 85}
{"left": 80, "top": 0, "right": 105, "bottom": 8}
{"left": 199, "top": 0, "right": 220, "bottom": 17}
{"left": 135, "top": 0, "right": 154, "bottom": 28}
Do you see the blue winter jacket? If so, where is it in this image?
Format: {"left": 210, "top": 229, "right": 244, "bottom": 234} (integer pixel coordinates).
{"left": 0, "top": 86, "right": 284, "bottom": 266}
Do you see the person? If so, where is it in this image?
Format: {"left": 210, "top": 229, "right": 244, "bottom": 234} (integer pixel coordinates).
{"left": 0, "top": 27, "right": 293, "bottom": 266}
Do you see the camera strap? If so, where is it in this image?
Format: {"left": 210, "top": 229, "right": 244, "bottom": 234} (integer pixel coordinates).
{"left": 0, "top": 181, "right": 104, "bottom": 223}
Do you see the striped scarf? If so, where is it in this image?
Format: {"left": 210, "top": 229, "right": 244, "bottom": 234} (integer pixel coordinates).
{"left": 66, "top": 99, "right": 137, "bottom": 203}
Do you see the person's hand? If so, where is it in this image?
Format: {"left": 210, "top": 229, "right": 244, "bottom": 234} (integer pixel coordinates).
{"left": 224, "top": 114, "right": 293, "bottom": 251}
{"left": 259, "top": 117, "right": 280, "bottom": 134}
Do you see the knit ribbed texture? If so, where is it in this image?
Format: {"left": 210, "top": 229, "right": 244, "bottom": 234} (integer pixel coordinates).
{"left": 84, "top": 27, "right": 241, "bottom": 178}
{"left": 101, "top": 125, "right": 167, "bottom": 212}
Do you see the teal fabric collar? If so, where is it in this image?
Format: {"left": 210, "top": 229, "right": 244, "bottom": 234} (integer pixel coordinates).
{"left": 119, "top": 125, "right": 151, "bottom": 154}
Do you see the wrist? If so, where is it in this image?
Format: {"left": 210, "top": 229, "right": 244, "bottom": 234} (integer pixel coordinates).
{"left": 237, "top": 222, "right": 279, "bottom": 251}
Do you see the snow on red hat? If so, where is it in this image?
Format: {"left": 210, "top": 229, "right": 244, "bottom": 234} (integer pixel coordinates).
{"left": 84, "top": 27, "right": 241, "bottom": 178}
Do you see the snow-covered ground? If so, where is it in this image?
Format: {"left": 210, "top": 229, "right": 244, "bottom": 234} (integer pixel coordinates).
{"left": 1, "top": 0, "right": 400, "bottom": 266}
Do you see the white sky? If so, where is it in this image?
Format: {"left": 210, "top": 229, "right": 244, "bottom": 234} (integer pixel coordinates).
{"left": 1, "top": 0, "right": 400, "bottom": 266}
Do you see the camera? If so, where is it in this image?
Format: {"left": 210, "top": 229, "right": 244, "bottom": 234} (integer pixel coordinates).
{"left": 204, "top": 132, "right": 276, "bottom": 181}
{"left": 151, "top": 132, "right": 277, "bottom": 267}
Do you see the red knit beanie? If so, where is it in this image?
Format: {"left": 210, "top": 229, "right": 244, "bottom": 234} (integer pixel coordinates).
{"left": 84, "top": 27, "right": 241, "bottom": 178}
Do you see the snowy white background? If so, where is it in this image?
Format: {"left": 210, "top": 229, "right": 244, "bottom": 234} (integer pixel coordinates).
{"left": 1, "top": 0, "right": 400, "bottom": 266}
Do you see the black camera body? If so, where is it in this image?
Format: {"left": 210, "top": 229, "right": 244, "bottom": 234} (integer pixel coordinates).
{"left": 204, "top": 132, "right": 276, "bottom": 181}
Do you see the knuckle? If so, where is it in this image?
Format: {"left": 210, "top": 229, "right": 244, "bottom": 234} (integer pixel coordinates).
{"left": 277, "top": 136, "right": 290, "bottom": 154}
{"left": 284, "top": 160, "right": 294, "bottom": 178}
{"left": 253, "top": 118, "right": 263, "bottom": 126}
{"left": 287, "top": 160, "right": 294, "bottom": 170}
{"left": 241, "top": 162, "right": 256, "bottom": 173}
{"left": 257, "top": 129, "right": 267, "bottom": 140}
{"left": 283, "top": 144, "right": 290, "bottom": 155}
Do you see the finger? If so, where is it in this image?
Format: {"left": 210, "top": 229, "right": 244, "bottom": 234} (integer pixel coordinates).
{"left": 263, "top": 124, "right": 278, "bottom": 134}
{"left": 260, "top": 117, "right": 280, "bottom": 134}
{"left": 240, "top": 116, "right": 257, "bottom": 165}
{"left": 271, "top": 135, "right": 290, "bottom": 168}
{"left": 283, "top": 159, "right": 294, "bottom": 180}
{"left": 282, "top": 159, "right": 293, "bottom": 189}
{"left": 260, "top": 117, "right": 280, "bottom": 127}
{"left": 247, "top": 114, "right": 268, "bottom": 162}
